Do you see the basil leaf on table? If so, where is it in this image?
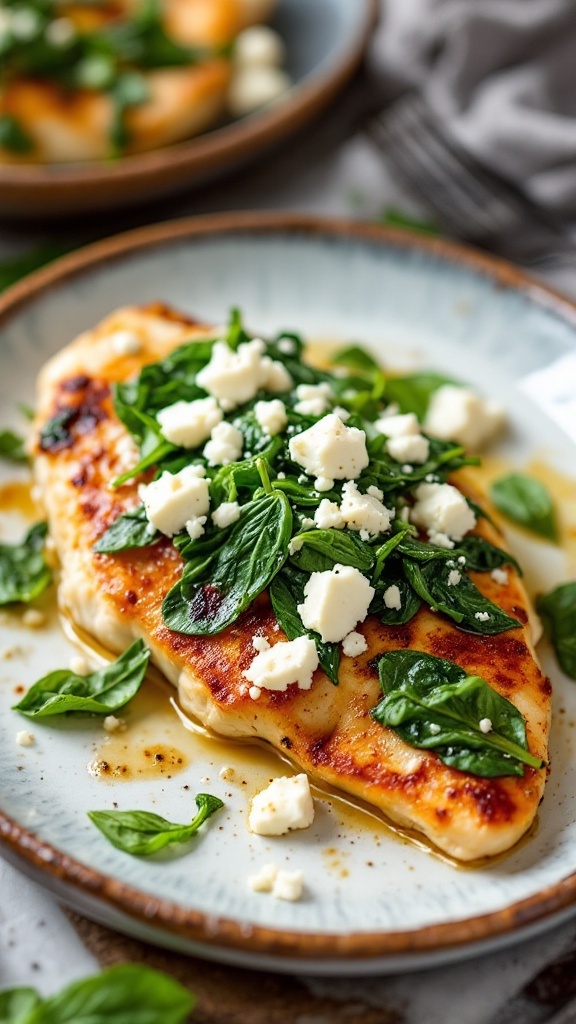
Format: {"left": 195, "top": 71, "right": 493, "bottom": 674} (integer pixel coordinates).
{"left": 289, "top": 529, "right": 374, "bottom": 574}
{"left": 163, "top": 490, "right": 292, "bottom": 635}
{"left": 384, "top": 372, "right": 457, "bottom": 421}
{"left": 373, "top": 650, "right": 544, "bottom": 777}
{"left": 88, "top": 793, "right": 223, "bottom": 857}
{"left": 13, "top": 639, "right": 150, "bottom": 718}
{"left": 3, "top": 964, "right": 195, "bottom": 1024}
{"left": 0, "top": 522, "right": 52, "bottom": 605}
{"left": 537, "top": 582, "right": 576, "bottom": 679}
{"left": 0, "top": 429, "right": 27, "bottom": 462}
{"left": 403, "top": 561, "right": 521, "bottom": 635}
{"left": 270, "top": 565, "right": 340, "bottom": 686}
{"left": 94, "top": 505, "right": 158, "bottom": 553}
{"left": 490, "top": 473, "right": 558, "bottom": 541}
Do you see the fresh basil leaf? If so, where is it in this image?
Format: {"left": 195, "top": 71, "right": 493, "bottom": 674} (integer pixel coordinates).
{"left": 490, "top": 473, "right": 558, "bottom": 542}
{"left": 88, "top": 793, "right": 223, "bottom": 857}
{"left": 537, "top": 582, "right": 576, "bottom": 679}
{"left": 0, "top": 986, "right": 42, "bottom": 1023}
{"left": 0, "top": 429, "right": 27, "bottom": 462}
{"left": 270, "top": 565, "right": 339, "bottom": 685}
{"left": 384, "top": 373, "right": 457, "bottom": 421}
{"left": 290, "top": 530, "right": 374, "bottom": 574}
{"left": 359, "top": 439, "right": 475, "bottom": 496}
{"left": 331, "top": 345, "right": 381, "bottom": 377}
{"left": 111, "top": 439, "right": 175, "bottom": 489}
{"left": 33, "top": 964, "right": 195, "bottom": 1024}
{"left": 208, "top": 440, "right": 282, "bottom": 506}
{"left": 94, "top": 505, "right": 158, "bottom": 554}
{"left": 163, "top": 491, "right": 292, "bottom": 634}
{"left": 0, "top": 522, "right": 52, "bottom": 606}
{"left": 404, "top": 560, "right": 521, "bottom": 635}
{"left": 373, "top": 650, "right": 544, "bottom": 777}
{"left": 13, "top": 639, "right": 150, "bottom": 718}
{"left": 372, "top": 523, "right": 414, "bottom": 583}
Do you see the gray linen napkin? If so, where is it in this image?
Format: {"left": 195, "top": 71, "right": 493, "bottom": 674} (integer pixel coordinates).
{"left": 369, "top": 0, "right": 576, "bottom": 264}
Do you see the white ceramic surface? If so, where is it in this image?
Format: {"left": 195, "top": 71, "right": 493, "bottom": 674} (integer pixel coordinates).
{"left": 1, "top": 217, "right": 576, "bottom": 975}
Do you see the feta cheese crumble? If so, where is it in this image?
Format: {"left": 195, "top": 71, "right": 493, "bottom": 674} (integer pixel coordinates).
{"left": 383, "top": 584, "right": 402, "bottom": 610}
{"left": 203, "top": 421, "right": 244, "bottom": 467}
{"left": 314, "top": 499, "right": 344, "bottom": 530}
{"left": 109, "top": 330, "right": 141, "bottom": 356}
{"left": 196, "top": 339, "right": 292, "bottom": 411}
{"left": 254, "top": 398, "right": 288, "bottom": 436}
{"left": 342, "top": 631, "right": 368, "bottom": 656}
{"left": 185, "top": 515, "right": 207, "bottom": 540}
{"left": 212, "top": 501, "right": 241, "bottom": 528}
{"left": 447, "top": 569, "right": 461, "bottom": 587}
{"left": 157, "top": 396, "right": 222, "bottom": 449}
{"left": 248, "top": 864, "right": 304, "bottom": 901}
{"left": 491, "top": 568, "right": 509, "bottom": 585}
{"left": 288, "top": 413, "right": 369, "bottom": 482}
{"left": 424, "top": 385, "right": 505, "bottom": 450}
{"left": 252, "top": 635, "right": 270, "bottom": 653}
{"left": 234, "top": 25, "right": 285, "bottom": 67}
{"left": 248, "top": 774, "right": 314, "bottom": 836}
{"left": 475, "top": 611, "right": 491, "bottom": 622}
{"left": 298, "top": 564, "right": 375, "bottom": 643}
{"left": 340, "top": 480, "right": 394, "bottom": 537}
{"left": 375, "top": 412, "right": 430, "bottom": 465}
{"left": 70, "top": 655, "right": 89, "bottom": 675}
{"left": 139, "top": 465, "right": 209, "bottom": 537}
{"left": 293, "top": 382, "right": 333, "bottom": 417}
{"left": 103, "top": 715, "right": 125, "bottom": 733}
{"left": 248, "top": 863, "right": 278, "bottom": 892}
{"left": 479, "top": 718, "right": 493, "bottom": 734}
{"left": 429, "top": 723, "right": 442, "bottom": 736}
{"left": 16, "top": 730, "right": 35, "bottom": 747}
{"left": 243, "top": 636, "right": 319, "bottom": 693}
{"left": 410, "top": 482, "right": 476, "bottom": 544}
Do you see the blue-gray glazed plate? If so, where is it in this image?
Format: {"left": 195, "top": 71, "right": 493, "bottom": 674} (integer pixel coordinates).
{"left": 1, "top": 213, "right": 576, "bottom": 976}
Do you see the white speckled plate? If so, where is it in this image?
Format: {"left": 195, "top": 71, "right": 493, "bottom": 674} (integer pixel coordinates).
{"left": 2, "top": 214, "right": 576, "bottom": 976}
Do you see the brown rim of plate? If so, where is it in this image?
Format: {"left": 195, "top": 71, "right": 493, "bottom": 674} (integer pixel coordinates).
{"left": 2, "top": 211, "right": 576, "bottom": 963}
{"left": 0, "top": 0, "right": 378, "bottom": 215}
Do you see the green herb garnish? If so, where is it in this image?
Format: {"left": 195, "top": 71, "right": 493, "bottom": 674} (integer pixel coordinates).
{"left": 88, "top": 793, "right": 223, "bottom": 857}
{"left": 537, "top": 582, "right": 576, "bottom": 679}
{"left": 94, "top": 504, "right": 158, "bottom": 553}
{"left": 490, "top": 473, "right": 558, "bottom": 542}
{"left": 0, "top": 521, "right": 52, "bottom": 605}
{"left": 0, "top": 428, "right": 27, "bottom": 462}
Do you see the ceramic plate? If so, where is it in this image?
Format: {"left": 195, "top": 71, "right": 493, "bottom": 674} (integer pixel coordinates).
{"left": 1, "top": 214, "right": 576, "bottom": 977}
{"left": 0, "top": 0, "right": 376, "bottom": 220}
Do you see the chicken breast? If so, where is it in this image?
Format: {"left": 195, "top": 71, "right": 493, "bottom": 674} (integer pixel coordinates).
{"left": 0, "top": 0, "right": 276, "bottom": 163}
{"left": 32, "top": 304, "right": 550, "bottom": 862}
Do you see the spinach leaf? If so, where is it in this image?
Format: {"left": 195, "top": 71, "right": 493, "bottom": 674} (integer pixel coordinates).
{"left": 163, "top": 490, "right": 292, "bottom": 634}
{"left": 331, "top": 345, "right": 382, "bottom": 378}
{"left": 370, "top": 572, "right": 422, "bottom": 626}
{"left": 373, "top": 650, "right": 544, "bottom": 777}
{"left": 385, "top": 372, "right": 457, "bottom": 421}
{"left": 0, "top": 987, "right": 42, "bottom": 1022}
{"left": 13, "top": 639, "right": 150, "bottom": 718}
{"left": 0, "top": 522, "right": 52, "bottom": 606}
{"left": 397, "top": 534, "right": 521, "bottom": 575}
{"left": 88, "top": 793, "right": 223, "bottom": 857}
{"left": 404, "top": 561, "right": 521, "bottom": 635}
{"left": 94, "top": 505, "right": 158, "bottom": 553}
{"left": 289, "top": 530, "right": 374, "bottom": 574}
{"left": 359, "top": 438, "right": 476, "bottom": 496}
{"left": 537, "top": 582, "right": 576, "bottom": 679}
{"left": 270, "top": 565, "right": 339, "bottom": 685}
{"left": 0, "top": 429, "right": 27, "bottom": 462}
{"left": 19, "top": 964, "right": 195, "bottom": 1024}
{"left": 490, "top": 473, "right": 558, "bottom": 542}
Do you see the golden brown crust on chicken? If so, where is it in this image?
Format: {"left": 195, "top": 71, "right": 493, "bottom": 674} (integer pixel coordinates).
{"left": 32, "top": 303, "right": 550, "bottom": 862}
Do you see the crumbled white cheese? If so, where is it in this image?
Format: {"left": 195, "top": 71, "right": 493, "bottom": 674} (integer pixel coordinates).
{"left": 475, "top": 611, "right": 491, "bottom": 622}
{"left": 288, "top": 537, "right": 304, "bottom": 555}
{"left": 278, "top": 338, "right": 296, "bottom": 355}
{"left": 479, "top": 717, "right": 493, "bottom": 734}
{"left": 340, "top": 480, "right": 394, "bottom": 537}
{"left": 491, "top": 568, "right": 509, "bottom": 585}
{"left": 376, "top": 412, "right": 420, "bottom": 438}
{"left": 402, "top": 464, "right": 413, "bottom": 474}
{"left": 447, "top": 569, "right": 461, "bottom": 587}
{"left": 22, "top": 609, "right": 45, "bottom": 628}
{"left": 410, "top": 483, "right": 476, "bottom": 543}
{"left": 424, "top": 385, "right": 505, "bottom": 450}
{"left": 234, "top": 24, "right": 285, "bottom": 67}
{"left": 301, "top": 517, "right": 315, "bottom": 530}
{"left": 342, "top": 631, "right": 368, "bottom": 656}
{"left": 429, "top": 723, "right": 441, "bottom": 736}
{"left": 254, "top": 398, "right": 287, "bottom": 436}
{"left": 248, "top": 863, "right": 278, "bottom": 893}
{"left": 212, "top": 501, "right": 241, "bottom": 528}
{"left": 249, "top": 685, "right": 261, "bottom": 701}
{"left": 139, "top": 465, "right": 209, "bottom": 537}
{"left": 288, "top": 413, "right": 369, "bottom": 482}
{"left": 314, "top": 499, "right": 344, "bottom": 530}
{"left": 293, "top": 383, "right": 333, "bottom": 417}
{"left": 196, "top": 339, "right": 292, "bottom": 411}
{"left": 103, "top": 715, "right": 125, "bottom": 733}
{"left": 243, "top": 635, "right": 318, "bottom": 692}
{"left": 109, "top": 330, "right": 141, "bottom": 356}
{"left": 248, "top": 774, "right": 314, "bottom": 836}
{"left": 157, "top": 396, "right": 222, "bottom": 449}
{"left": 367, "top": 485, "right": 384, "bottom": 501}
{"left": 429, "top": 531, "right": 454, "bottom": 549}
{"left": 332, "top": 406, "right": 350, "bottom": 421}
{"left": 252, "top": 635, "right": 270, "bottom": 653}
{"left": 314, "top": 476, "right": 334, "bottom": 492}
{"left": 458, "top": 555, "right": 467, "bottom": 565}
{"left": 203, "top": 421, "right": 244, "bottom": 467}
{"left": 383, "top": 584, "right": 402, "bottom": 610}
{"left": 16, "top": 730, "right": 35, "bottom": 747}
{"left": 185, "top": 515, "right": 207, "bottom": 540}
{"left": 375, "top": 411, "right": 430, "bottom": 465}
{"left": 70, "top": 655, "right": 89, "bottom": 676}
{"left": 228, "top": 65, "right": 292, "bottom": 117}
{"left": 298, "top": 564, "right": 374, "bottom": 643}
{"left": 273, "top": 869, "right": 304, "bottom": 902}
